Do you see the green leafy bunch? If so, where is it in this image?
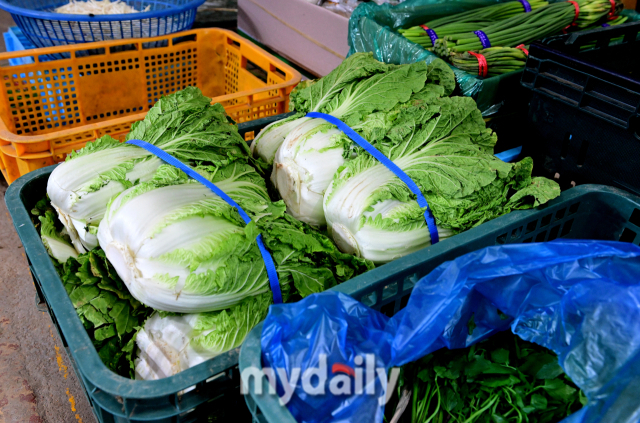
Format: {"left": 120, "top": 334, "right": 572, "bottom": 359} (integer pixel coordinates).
{"left": 391, "top": 331, "right": 585, "bottom": 423}
{"left": 56, "top": 250, "right": 152, "bottom": 377}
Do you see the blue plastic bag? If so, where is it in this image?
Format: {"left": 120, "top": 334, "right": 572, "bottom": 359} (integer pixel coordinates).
{"left": 261, "top": 240, "right": 640, "bottom": 423}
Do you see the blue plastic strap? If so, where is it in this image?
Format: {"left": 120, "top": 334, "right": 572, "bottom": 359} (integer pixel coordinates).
{"left": 495, "top": 146, "right": 522, "bottom": 163}
{"left": 602, "top": 23, "right": 611, "bottom": 27}
{"left": 518, "top": 0, "right": 532, "bottom": 12}
{"left": 305, "top": 112, "right": 439, "bottom": 244}
{"left": 474, "top": 30, "right": 491, "bottom": 49}
{"left": 419, "top": 25, "right": 439, "bottom": 45}
{"left": 125, "top": 139, "right": 283, "bottom": 304}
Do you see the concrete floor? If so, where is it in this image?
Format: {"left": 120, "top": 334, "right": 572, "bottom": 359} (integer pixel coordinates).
{"left": 0, "top": 188, "right": 96, "bottom": 423}
{"left": 0, "top": 11, "right": 95, "bottom": 423}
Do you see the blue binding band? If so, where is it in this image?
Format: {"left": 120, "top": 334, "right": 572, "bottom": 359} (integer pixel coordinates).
{"left": 305, "top": 112, "right": 440, "bottom": 245}
{"left": 474, "top": 30, "right": 491, "bottom": 49}
{"left": 518, "top": 0, "right": 532, "bottom": 12}
{"left": 125, "top": 139, "right": 283, "bottom": 304}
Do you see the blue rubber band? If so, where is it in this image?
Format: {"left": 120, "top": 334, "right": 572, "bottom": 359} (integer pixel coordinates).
{"left": 305, "top": 112, "right": 439, "bottom": 245}
{"left": 420, "top": 25, "right": 439, "bottom": 45}
{"left": 474, "top": 30, "right": 491, "bottom": 49}
{"left": 518, "top": 0, "right": 532, "bottom": 12}
{"left": 125, "top": 139, "right": 283, "bottom": 304}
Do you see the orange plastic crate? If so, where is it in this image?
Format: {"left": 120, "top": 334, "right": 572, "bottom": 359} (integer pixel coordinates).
{"left": 0, "top": 28, "right": 301, "bottom": 184}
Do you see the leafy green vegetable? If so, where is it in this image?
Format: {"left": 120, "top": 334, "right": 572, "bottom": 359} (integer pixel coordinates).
{"left": 135, "top": 293, "right": 272, "bottom": 380}
{"left": 32, "top": 196, "right": 151, "bottom": 377}
{"left": 39, "top": 210, "right": 78, "bottom": 264}
{"left": 251, "top": 53, "right": 453, "bottom": 167}
{"left": 56, "top": 250, "right": 152, "bottom": 377}
{"left": 98, "top": 163, "right": 373, "bottom": 313}
{"left": 323, "top": 96, "right": 560, "bottom": 263}
{"left": 47, "top": 87, "right": 248, "bottom": 253}
{"left": 388, "top": 331, "right": 584, "bottom": 423}
{"left": 267, "top": 56, "right": 457, "bottom": 226}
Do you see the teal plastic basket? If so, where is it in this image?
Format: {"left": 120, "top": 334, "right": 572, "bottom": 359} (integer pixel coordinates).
{"left": 239, "top": 184, "right": 640, "bottom": 422}
{"left": 4, "top": 114, "right": 287, "bottom": 423}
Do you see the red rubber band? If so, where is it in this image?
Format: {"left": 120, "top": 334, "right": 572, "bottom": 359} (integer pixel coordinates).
{"left": 516, "top": 44, "right": 529, "bottom": 55}
{"left": 608, "top": 0, "right": 616, "bottom": 16}
{"left": 420, "top": 24, "right": 429, "bottom": 30}
{"left": 569, "top": 0, "right": 580, "bottom": 24}
{"left": 563, "top": 0, "right": 580, "bottom": 33}
{"left": 468, "top": 51, "right": 488, "bottom": 78}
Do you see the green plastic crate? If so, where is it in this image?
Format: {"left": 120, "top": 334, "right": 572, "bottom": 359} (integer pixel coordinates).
{"left": 239, "top": 184, "right": 640, "bottom": 423}
{"left": 4, "top": 113, "right": 290, "bottom": 423}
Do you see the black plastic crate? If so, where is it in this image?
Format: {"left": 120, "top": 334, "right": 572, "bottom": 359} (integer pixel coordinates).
{"left": 521, "top": 22, "right": 640, "bottom": 194}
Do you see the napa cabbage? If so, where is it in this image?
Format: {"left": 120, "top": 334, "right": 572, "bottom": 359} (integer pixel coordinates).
{"left": 97, "top": 164, "right": 372, "bottom": 313}
{"left": 250, "top": 53, "right": 455, "bottom": 165}
{"left": 323, "top": 96, "right": 561, "bottom": 263}
{"left": 47, "top": 87, "right": 248, "bottom": 253}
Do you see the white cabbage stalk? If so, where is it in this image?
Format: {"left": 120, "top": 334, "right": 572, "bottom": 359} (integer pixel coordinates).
{"left": 39, "top": 212, "right": 78, "bottom": 264}
{"left": 47, "top": 145, "right": 162, "bottom": 253}
{"left": 135, "top": 294, "right": 270, "bottom": 380}
{"left": 271, "top": 119, "right": 345, "bottom": 227}
{"left": 324, "top": 157, "right": 453, "bottom": 264}
{"left": 134, "top": 313, "right": 204, "bottom": 379}
{"left": 250, "top": 115, "right": 310, "bottom": 164}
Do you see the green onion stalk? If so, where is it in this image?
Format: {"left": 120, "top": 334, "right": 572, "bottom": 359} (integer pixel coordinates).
{"left": 450, "top": 46, "right": 529, "bottom": 77}
{"left": 398, "top": 0, "right": 549, "bottom": 49}
{"left": 433, "top": 0, "right": 623, "bottom": 57}
{"left": 578, "top": 14, "right": 628, "bottom": 49}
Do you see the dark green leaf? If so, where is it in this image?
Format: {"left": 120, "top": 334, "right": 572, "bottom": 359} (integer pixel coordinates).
{"left": 444, "top": 388, "right": 459, "bottom": 411}
{"left": 94, "top": 324, "right": 116, "bottom": 341}
{"left": 543, "top": 379, "right": 577, "bottom": 401}
{"left": 579, "top": 390, "right": 588, "bottom": 406}
{"left": 89, "top": 251, "right": 109, "bottom": 279}
{"left": 109, "top": 301, "right": 134, "bottom": 336}
{"left": 90, "top": 291, "right": 118, "bottom": 315}
{"left": 531, "top": 393, "right": 548, "bottom": 410}
{"left": 465, "top": 355, "right": 490, "bottom": 377}
{"left": 417, "top": 369, "right": 431, "bottom": 382}
{"left": 68, "top": 285, "right": 100, "bottom": 308}
{"left": 535, "top": 362, "right": 564, "bottom": 380}
{"left": 76, "top": 259, "right": 100, "bottom": 285}
{"left": 484, "top": 362, "right": 516, "bottom": 375}
{"left": 290, "top": 266, "right": 336, "bottom": 297}
{"left": 520, "top": 352, "right": 556, "bottom": 376}
{"left": 81, "top": 304, "right": 109, "bottom": 328}
{"left": 97, "top": 338, "right": 124, "bottom": 372}
{"left": 478, "top": 375, "right": 520, "bottom": 388}
{"left": 491, "top": 414, "right": 508, "bottom": 423}
{"left": 491, "top": 348, "right": 509, "bottom": 364}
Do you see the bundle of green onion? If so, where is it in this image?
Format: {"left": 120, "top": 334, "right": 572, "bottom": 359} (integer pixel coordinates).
{"left": 399, "top": 0, "right": 549, "bottom": 49}
{"left": 450, "top": 46, "right": 529, "bottom": 77}
{"left": 579, "top": 14, "right": 629, "bottom": 49}
{"left": 433, "top": 0, "right": 623, "bottom": 56}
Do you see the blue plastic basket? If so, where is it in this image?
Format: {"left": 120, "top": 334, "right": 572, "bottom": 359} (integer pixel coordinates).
{"left": 0, "top": 0, "right": 205, "bottom": 49}
{"left": 2, "top": 27, "right": 36, "bottom": 65}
